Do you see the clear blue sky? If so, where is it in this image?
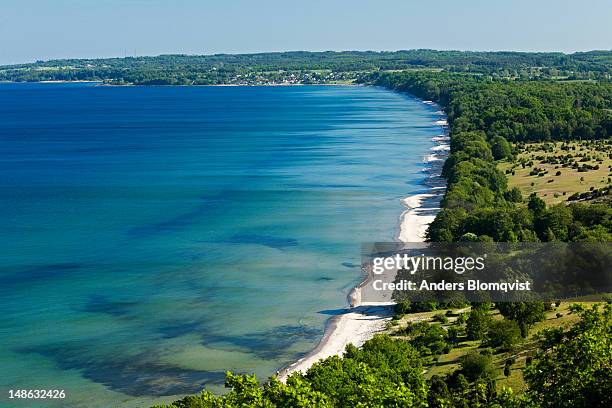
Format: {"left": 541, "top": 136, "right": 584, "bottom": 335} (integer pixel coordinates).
{"left": 2, "top": 0, "right": 610, "bottom": 65}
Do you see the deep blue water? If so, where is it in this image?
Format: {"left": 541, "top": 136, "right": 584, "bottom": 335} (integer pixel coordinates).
{"left": 0, "top": 83, "right": 444, "bottom": 407}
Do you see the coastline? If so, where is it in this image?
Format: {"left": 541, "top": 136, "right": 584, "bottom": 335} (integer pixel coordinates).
{"left": 278, "top": 98, "right": 449, "bottom": 381}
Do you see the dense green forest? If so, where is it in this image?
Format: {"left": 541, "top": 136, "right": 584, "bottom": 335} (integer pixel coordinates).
{"left": 146, "top": 63, "right": 611, "bottom": 406}
{"left": 1, "top": 50, "right": 611, "bottom": 84}
{"left": 366, "top": 71, "right": 612, "bottom": 243}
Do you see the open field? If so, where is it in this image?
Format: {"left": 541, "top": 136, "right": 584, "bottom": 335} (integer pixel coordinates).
{"left": 499, "top": 140, "right": 612, "bottom": 204}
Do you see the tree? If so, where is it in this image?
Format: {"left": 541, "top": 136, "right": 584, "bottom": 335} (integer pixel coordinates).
{"left": 427, "top": 375, "right": 451, "bottom": 408}
{"left": 466, "top": 309, "right": 492, "bottom": 340}
{"left": 505, "top": 186, "right": 523, "bottom": 203}
{"left": 524, "top": 304, "right": 612, "bottom": 408}
{"left": 402, "top": 322, "right": 449, "bottom": 356}
{"left": 497, "top": 302, "right": 545, "bottom": 337}
{"left": 456, "top": 313, "right": 468, "bottom": 324}
{"left": 155, "top": 372, "right": 329, "bottom": 408}
{"left": 394, "top": 300, "right": 411, "bottom": 315}
{"left": 486, "top": 319, "right": 522, "bottom": 350}
{"left": 432, "top": 313, "right": 449, "bottom": 324}
{"left": 528, "top": 193, "right": 546, "bottom": 217}
{"left": 491, "top": 136, "right": 512, "bottom": 160}
{"left": 536, "top": 204, "right": 573, "bottom": 241}
{"left": 447, "top": 325, "right": 463, "bottom": 344}
{"left": 504, "top": 364, "right": 511, "bottom": 377}
{"left": 472, "top": 302, "right": 494, "bottom": 312}
{"left": 306, "top": 356, "right": 422, "bottom": 407}
{"left": 460, "top": 352, "right": 496, "bottom": 381}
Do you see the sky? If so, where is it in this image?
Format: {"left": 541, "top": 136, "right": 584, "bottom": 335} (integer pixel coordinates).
{"left": 1, "top": 0, "right": 610, "bottom": 65}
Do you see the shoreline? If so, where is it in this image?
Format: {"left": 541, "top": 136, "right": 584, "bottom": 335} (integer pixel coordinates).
{"left": 278, "top": 98, "right": 449, "bottom": 381}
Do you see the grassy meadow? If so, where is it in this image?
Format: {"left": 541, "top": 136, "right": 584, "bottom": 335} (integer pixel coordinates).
{"left": 499, "top": 140, "right": 612, "bottom": 204}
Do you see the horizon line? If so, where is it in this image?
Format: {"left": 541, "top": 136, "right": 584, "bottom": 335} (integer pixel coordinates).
{"left": 3, "top": 48, "right": 611, "bottom": 67}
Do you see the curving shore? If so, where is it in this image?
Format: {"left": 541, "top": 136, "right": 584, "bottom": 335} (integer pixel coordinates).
{"left": 278, "top": 100, "right": 449, "bottom": 381}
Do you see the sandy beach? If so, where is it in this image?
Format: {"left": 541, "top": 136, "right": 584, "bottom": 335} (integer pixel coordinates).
{"left": 278, "top": 100, "right": 449, "bottom": 381}
{"left": 277, "top": 305, "right": 392, "bottom": 381}
{"left": 398, "top": 192, "right": 440, "bottom": 242}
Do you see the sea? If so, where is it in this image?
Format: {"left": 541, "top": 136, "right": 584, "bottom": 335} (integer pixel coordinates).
{"left": 0, "top": 83, "right": 445, "bottom": 407}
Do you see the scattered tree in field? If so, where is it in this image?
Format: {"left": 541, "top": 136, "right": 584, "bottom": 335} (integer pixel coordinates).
{"left": 460, "top": 352, "right": 497, "bottom": 381}
{"left": 466, "top": 309, "right": 492, "bottom": 340}
{"left": 486, "top": 319, "right": 522, "bottom": 350}
{"left": 497, "top": 302, "right": 545, "bottom": 337}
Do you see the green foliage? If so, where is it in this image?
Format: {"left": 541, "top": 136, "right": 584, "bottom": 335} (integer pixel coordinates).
{"left": 306, "top": 335, "right": 428, "bottom": 407}
{"left": 447, "top": 325, "right": 463, "bottom": 344}
{"left": 473, "top": 302, "right": 494, "bottom": 312}
{"left": 497, "top": 302, "right": 545, "bottom": 337}
{"left": 486, "top": 319, "right": 522, "bottom": 350}
{"left": 432, "top": 313, "right": 449, "bottom": 324}
{"left": 406, "top": 300, "right": 439, "bottom": 312}
{"left": 492, "top": 136, "right": 512, "bottom": 160}
{"left": 398, "top": 321, "right": 449, "bottom": 356}
{"left": 524, "top": 304, "right": 612, "bottom": 408}
{"left": 154, "top": 373, "right": 331, "bottom": 408}
{"left": 460, "top": 352, "right": 497, "bottom": 381}
{"left": 456, "top": 312, "right": 469, "bottom": 324}
{"left": 429, "top": 371, "right": 514, "bottom": 407}
{"left": 505, "top": 187, "right": 523, "bottom": 203}
{"left": 466, "top": 309, "right": 492, "bottom": 340}
{"left": 394, "top": 300, "right": 411, "bottom": 316}
{"left": 155, "top": 335, "right": 427, "bottom": 408}
{"left": 528, "top": 193, "right": 546, "bottom": 217}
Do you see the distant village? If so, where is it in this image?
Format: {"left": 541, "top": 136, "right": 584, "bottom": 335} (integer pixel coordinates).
{"left": 223, "top": 70, "right": 357, "bottom": 85}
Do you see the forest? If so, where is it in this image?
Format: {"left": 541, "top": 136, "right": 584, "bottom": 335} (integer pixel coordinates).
{"left": 367, "top": 71, "right": 612, "bottom": 243}
{"left": 148, "top": 65, "right": 611, "bottom": 406}
{"left": 1, "top": 49, "right": 611, "bottom": 84}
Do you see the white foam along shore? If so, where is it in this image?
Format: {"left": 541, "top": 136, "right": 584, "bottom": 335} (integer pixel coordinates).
{"left": 277, "top": 99, "right": 449, "bottom": 382}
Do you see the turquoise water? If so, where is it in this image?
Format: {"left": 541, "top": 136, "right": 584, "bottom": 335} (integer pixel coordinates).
{"left": 0, "top": 83, "right": 443, "bottom": 407}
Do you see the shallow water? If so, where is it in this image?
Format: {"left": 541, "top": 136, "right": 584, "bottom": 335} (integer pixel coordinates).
{"left": 0, "top": 83, "right": 444, "bottom": 407}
